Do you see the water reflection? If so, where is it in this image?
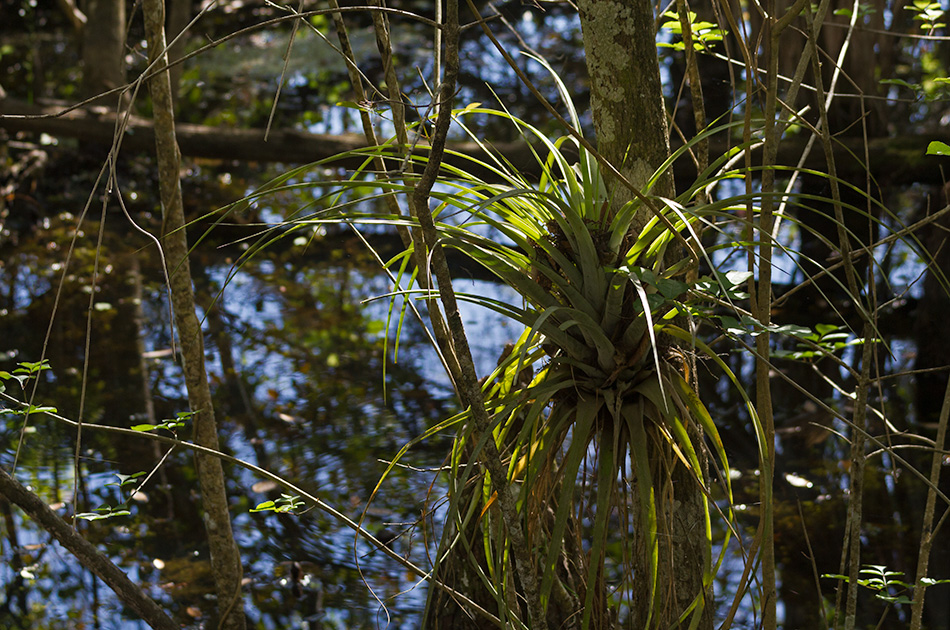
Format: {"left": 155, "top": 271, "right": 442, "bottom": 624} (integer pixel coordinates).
{"left": 0, "top": 157, "right": 458, "bottom": 628}
{"left": 2, "top": 149, "right": 949, "bottom": 629}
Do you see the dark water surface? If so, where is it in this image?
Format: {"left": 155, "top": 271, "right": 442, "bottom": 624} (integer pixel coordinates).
{"left": 1, "top": 148, "right": 949, "bottom": 630}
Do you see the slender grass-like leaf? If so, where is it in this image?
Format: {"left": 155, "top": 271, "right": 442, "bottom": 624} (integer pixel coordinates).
{"left": 581, "top": 418, "right": 617, "bottom": 630}
{"left": 624, "top": 400, "right": 659, "bottom": 629}
{"left": 538, "top": 396, "right": 599, "bottom": 605}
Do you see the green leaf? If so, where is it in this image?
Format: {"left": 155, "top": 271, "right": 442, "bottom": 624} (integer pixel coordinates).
{"left": 14, "top": 360, "right": 51, "bottom": 375}
{"left": 0, "top": 371, "right": 28, "bottom": 388}
{"left": 76, "top": 512, "right": 111, "bottom": 521}
{"left": 719, "top": 316, "right": 747, "bottom": 336}
{"left": 0, "top": 404, "right": 57, "bottom": 416}
{"left": 250, "top": 494, "right": 304, "bottom": 514}
{"left": 921, "top": 577, "right": 950, "bottom": 586}
{"left": 724, "top": 270, "right": 753, "bottom": 287}
{"left": 115, "top": 472, "right": 146, "bottom": 487}
{"left": 885, "top": 595, "right": 913, "bottom": 605}
{"left": 927, "top": 141, "right": 950, "bottom": 156}
{"left": 75, "top": 504, "right": 130, "bottom": 521}
{"left": 655, "top": 277, "right": 689, "bottom": 300}
{"left": 823, "top": 573, "right": 850, "bottom": 581}
{"left": 880, "top": 78, "right": 921, "bottom": 91}
{"left": 539, "top": 398, "right": 599, "bottom": 604}
{"left": 772, "top": 323, "right": 812, "bottom": 338}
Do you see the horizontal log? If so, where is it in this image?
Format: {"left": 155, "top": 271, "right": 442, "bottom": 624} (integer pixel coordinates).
{"left": 2, "top": 96, "right": 949, "bottom": 187}
{"left": 0, "top": 96, "right": 540, "bottom": 178}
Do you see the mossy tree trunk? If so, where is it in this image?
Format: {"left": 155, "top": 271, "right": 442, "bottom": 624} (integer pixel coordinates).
{"left": 578, "top": 0, "right": 674, "bottom": 203}
{"left": 578, "top": 1, "right": 712, "bottom": 627}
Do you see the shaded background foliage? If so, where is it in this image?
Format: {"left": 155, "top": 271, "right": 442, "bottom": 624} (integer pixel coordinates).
{"left": 1, "top": 0, "right": 950, "bottom": 627}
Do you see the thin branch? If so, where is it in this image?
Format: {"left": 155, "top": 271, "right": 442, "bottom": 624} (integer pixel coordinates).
{"left": 263, "top": 0, "right": 305, "bottom": 141}
{"left": 0, "top": 466, "right": 178, "bottom": 630}
{"left": 405, "top": 0, "right": 547, "bottom": 626}
{"left": 0, "top": 392, "right": 503, "bottom": 627}
{"left": 325, "top": 0, "right": 463, "bottom": 393}
{"left": 909, "top": 373, "right": 950, "bottom": 630}
{"left": 141, "top": 0, "right": 245, "bottom": 625}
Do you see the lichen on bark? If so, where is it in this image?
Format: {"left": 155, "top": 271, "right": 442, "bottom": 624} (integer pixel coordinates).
{"left": 578, "top": 1, "right": 712, "bottom": 628}
{"left": 578, "top": 0, "right": 674, "bottom": 219}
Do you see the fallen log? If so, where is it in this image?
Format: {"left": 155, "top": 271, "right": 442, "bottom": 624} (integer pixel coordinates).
{"left": 3, "top": 96, "right": 949, "bottom": 186}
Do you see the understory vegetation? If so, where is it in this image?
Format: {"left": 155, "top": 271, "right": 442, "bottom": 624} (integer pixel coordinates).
{"left": 1, "top": 0, "right": 950, "bottom": 628}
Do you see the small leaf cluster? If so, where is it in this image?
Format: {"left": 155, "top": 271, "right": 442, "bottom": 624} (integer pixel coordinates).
{"left": 0, "top": 360, "right": 52, "bottom": 392}
{"left": 0, "top": 403, "right": 58, "bottom": 417}
{"left": 658, "top": 11, "right": 727, "bottom": 52}
{"left": 0, "top": 361, "right": 57, "bottom": 418}
{"left": 250, "top": 493, "right": 305, "bottom": 514}
{"left": 770, "top": 323, "right": 865, "bottom": 360}
{"left": 130, "top": 410, "right": 194, "bottom": 434}
{"left": 824, "top": 565, "right": 950, "bottom": 605}
{"left": 832, "top": 2, "right": 876, "bottom": 21}
{"left": 75, "top": 504, "right": 132, "bottom": 521}
{"left": 75, "top": 472, "right": 146, "bottom": 521}
{"left": 881, "top": 77, "right": 950, "bottom": 102}
{"left": 905, "top": 0, "right": 946, "bottom": 31}
{"left": 694, "top": 270, "right": 751, "bottom": 302}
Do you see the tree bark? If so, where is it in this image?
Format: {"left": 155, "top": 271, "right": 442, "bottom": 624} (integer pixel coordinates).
{"left": 141, "top": 0, "right": 246, "bottom": 627}
{"left": 578, "top": 0, "right": 674, "bottom": 204}
{"left": 166, "top": 0, "right": 192, "bottom": 103}
{"left": 578, "top": 1, "right": 711, "bottom": 627}
{"left": 81, "top": 0, "right": 125, "bottom": 102}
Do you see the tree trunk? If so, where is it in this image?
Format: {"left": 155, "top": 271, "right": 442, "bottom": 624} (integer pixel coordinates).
{"left": 81, "top": 0, "right": 125, "bottom": 102}
{"left": 578, "top": 1, "right": 711, "bottom": 627}
{"left": 141, "top": 0, "right": 246, "bottom": 627}
{"left": 578, "top": 0, "right": 674, "bottom": 202}
{"left": 166, "top": 0, "right": 192, "bottom": 103}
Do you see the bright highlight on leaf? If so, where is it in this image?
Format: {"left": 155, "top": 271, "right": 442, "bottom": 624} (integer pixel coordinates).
{"left": 658, "top": 11, "right": 727, "bottom": 51}
{"left": 927, "top": 140, "right": 950, "bottom": 156}
{"left": 130, "top": 411, "right": 193, "bottom": 433}
{"left": 905, "top": 0, "right": 947, "bottom": 30}
{"left": 250, "top": 494, "right": 304, "bottom": 514}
